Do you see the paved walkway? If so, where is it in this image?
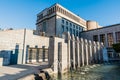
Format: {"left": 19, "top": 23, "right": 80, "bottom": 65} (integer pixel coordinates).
{"left": 0, "top": 62, "right": 49, "bottom": 80}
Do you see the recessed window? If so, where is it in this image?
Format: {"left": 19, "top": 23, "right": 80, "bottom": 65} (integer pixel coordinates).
{"left": 62, "top": 19, "right": 64, "bottom": 24}
{"left": 93, "top": 35, "right": 98, "bottom": 42}
{"left": 100, "top": 34, "right": 105, "bottom": 45}
{"left": 76, "top": 31, "right": 78, "bottom": 36}
{"left": 62, "top": 25, "right": 64, "bottom": 33}
{"left": 66, "top": 27, "right": 68, "bottom": 31}
{"left": 76, "top": 26, "right": 78, "bottom": 29}
{"left": 116, "top": 32, "right": 120, "bottom": 43}
{"left": 107, "top": 33, "right": 113, "bottom": 47}
{"left": 66, "top": 21, "right": 68, "bottom": 25}
{"left": 70, "top": 23, "right": 72, "bottom": 27}
{"left": 73, "top": 24, "right": 75, "bottom": 28}
{"left": 43, "top": 22, "right": 46, "bottom": 32}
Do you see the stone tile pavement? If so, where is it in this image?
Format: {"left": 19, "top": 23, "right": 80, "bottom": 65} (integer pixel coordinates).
{"left": 0, "top": 62, "right": 49, "bottom": 80}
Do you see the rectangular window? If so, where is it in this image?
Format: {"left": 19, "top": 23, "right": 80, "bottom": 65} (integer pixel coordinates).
{"left": 116, "top": 32, "right": 120, "bottom": 43}
{"left": 62, "top": 25, "right": 64, "bottom": 33}
{"left": 62, "top": 19, "right": 64, "bottom": 24}
{"left": 100, "top": 34, "right": 105, "bottom": 45}
{"left": 73, "top": 24, "right": 75, "bottom": 28}
{"left": 93, "top": 35, "right": 98, "bottom": 42}
{"left": 73, "top": 29, "right": 75, "bottom": 36}
{"left": 70, "top": 23, "right": 72, "bottom": 27}
{"left": 43, "top": 22, "right": 46, "bottom": 32}
{"left": 76, "top": 26, "right": 78, "bottom": 29}
{"left": 66, "top": 27, "right": 68, "bottom": 32}
{"left": 107, "top": 33, "right": 113, "bottom": 47}
{"left": 66, "top": 21, "right": 68, "bottom": 25}
{"left": 76, "top": 31, "right": 78, "bottom": 36}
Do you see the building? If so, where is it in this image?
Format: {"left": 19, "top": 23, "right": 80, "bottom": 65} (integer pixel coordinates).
{"left": 36, "top": 3, "right": 101, "bottom": 37}
{"left": 81, "top": 23, "right": 120, "bottom": 60}
{"left": 0, "top": 3, "right": 120, "bottom": 73}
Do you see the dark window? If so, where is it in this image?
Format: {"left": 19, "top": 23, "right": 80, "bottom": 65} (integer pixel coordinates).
{"left": 76, "top": 31, "right": 78, "bottom": 36}
{"left": 70, "top": 23, "right": 72, "bottom": 27}
{"left": 43, "top": 22, "right": 46, "bottom": 32}
{"left": 62, "top": 25, "right": 64, "bottom": 33}
{"left": 107, "top": 33, "right": 113, "bottom": 47}
{"left": 73, "top": 24, "right": 75, "bottom": 28}
{"left": 62, "top": 19, "right": 64, "bottom": 24}
{"left": 70, "top": 28, "right": 72, "bottom": 34}
{"left": 100, "top": 34, "right": 105, "bottom": 45}
{"left": 93, "top": 35, "right": 98, "bottom": 42}
{"left": 73, "top": 29, "right": 75, "bottom": 36}
{"left": 76, "top": 26, "right": 78, "bottom": 29}
{"left": 66, "top": 21, "right": 68, "bottom": 25}
{"left": 116, "top": 32, "right": 120, "bottom": 43}
{"left": 66, "top": 27, "right": 68, "bottom": 32}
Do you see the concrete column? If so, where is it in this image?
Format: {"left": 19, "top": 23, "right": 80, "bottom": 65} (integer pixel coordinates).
{"left": 80, "top": 38, "right": 84, "bottom": 66}
{"left": 97, "top": 42, "right": 101, "bottom": 63}
{"left": 100, "top": 43, "right": 104, "bottom": 62}
{"left": 67, "top": 32, "right": 71, "bottom": 69}
{"left": 63, "top": 32, "right": 71, "bottom": 70}
{"left": 88, "top": 40, "right": 92, "bottom": 65}
{"left": 76, "top": 37, "right": 80, "bottom": 67}
{"left": 85, "top": 39, "right": 89, "bottom": 65}
{"left": 71, "top": 34, "right": 76, "bottom": 69}
{"left": 93, "top": 41, "right": 97, "bottom": 63}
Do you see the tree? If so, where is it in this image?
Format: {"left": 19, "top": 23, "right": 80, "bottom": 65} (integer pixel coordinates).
{"left": 112, "top": 43, "right": 120, "bottom": 53}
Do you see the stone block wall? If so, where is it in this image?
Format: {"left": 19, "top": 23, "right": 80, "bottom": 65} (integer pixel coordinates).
{"left": 0, "top": 29, "right": 49, "bottom": 64}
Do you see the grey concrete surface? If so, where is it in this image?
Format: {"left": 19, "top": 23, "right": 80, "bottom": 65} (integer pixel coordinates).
{"left": 0, "top": 62, "right": 49, "bottom": 80}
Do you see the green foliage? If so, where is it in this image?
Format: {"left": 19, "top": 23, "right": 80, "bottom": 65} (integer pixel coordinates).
{"left": 112, "top": 43, "right": 120, "bottom": 53}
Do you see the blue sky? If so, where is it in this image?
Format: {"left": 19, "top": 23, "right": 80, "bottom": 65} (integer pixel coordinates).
{"left": 0, "top": 0, "right": 120, "bottom": 29}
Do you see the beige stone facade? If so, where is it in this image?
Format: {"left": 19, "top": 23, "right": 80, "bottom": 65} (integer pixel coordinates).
{"left": 36, "top": 3, "right": 101, "bottom": 37}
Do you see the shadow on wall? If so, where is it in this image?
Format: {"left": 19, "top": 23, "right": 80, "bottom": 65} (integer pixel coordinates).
{"left": 0, "top": 44, "right": 20, "bottom": 66}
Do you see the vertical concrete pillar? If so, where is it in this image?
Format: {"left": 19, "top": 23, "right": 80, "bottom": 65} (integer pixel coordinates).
{"left": 100, "top": 43, "right": 104, "bottom": 62}
{"left": 88, "top": 40, "right": 92, "bottom": 65}
{"left": 80, "top": 38, "right": 84, "bottom": 66}
{"left": 71, "top": 34, "right": 76, "bottom": 69}
{"left": 62, "top": 32, "right": 71, "bottom": 70}
{"left": 85, "top": 39, "right": 89, "bottom": 65}
{"left": 76, "top": 37, "right": 80, "bottom": 67}
{"left": 93, "top": 41, "right": 97, "bottom": 63}
{"left": 97, "top": 42, "right": 101, "bottom": 63}
{"left": 48, "top": 37, "right": 55, "bottom": 67}
{"left": 67, "top": 32, "right": 71, "bottom": 69}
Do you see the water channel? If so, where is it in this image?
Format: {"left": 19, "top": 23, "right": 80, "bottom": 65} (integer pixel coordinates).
{"left": 51, "top": 63, "right": 120, "bottom": 80}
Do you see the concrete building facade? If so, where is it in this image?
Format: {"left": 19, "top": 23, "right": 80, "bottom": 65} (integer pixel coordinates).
{"left": 36, "top": 3, "right": 101, "bottom": 37}
{"left": 81, "top": 24, "right": 120, "bottom": 60}
{"left": 0, "top": 3, "right": 120, "bottom": 74}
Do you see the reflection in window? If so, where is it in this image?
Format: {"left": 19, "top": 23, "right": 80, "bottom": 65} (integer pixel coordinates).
{"left": 100, "top": 34, "right": 105, "bottom": 45}
{"left": 107, "top": 33, "right": 113, "bottom": 47}
{"left": 93, "top": 35, "right": 98, "bottom": 42}
{"left": 116, "top": 32, "right": 120, "bottom": 43}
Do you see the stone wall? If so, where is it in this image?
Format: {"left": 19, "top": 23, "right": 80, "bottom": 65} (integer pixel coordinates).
{"left": 0, "top": 29, "right": 49, "bottom": 65}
